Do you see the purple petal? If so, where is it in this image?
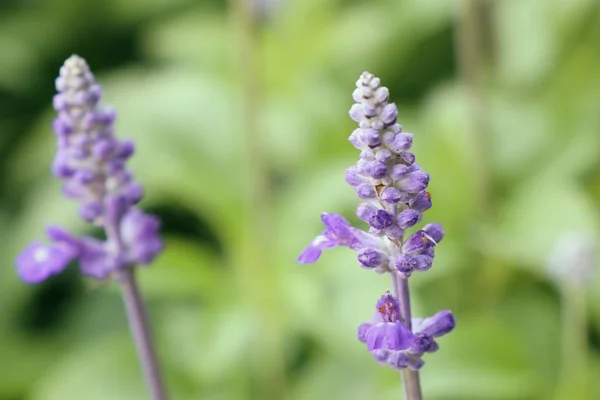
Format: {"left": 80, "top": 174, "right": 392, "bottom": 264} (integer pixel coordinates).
{"left": 409, "top": 333, "right": 436, "bottom": 355}
{"left": 413, "top": 255, "right": 434, "bottom": 271}
{"left": 371, "top": 349, "right": 390, "bottom": 363}
{"left": 368, "top": 210, "right": 394, "bottom": 230}
{"left": 357, "top": 247, "right": 386, "bottom": 269}
{"left": 366, "top": 324, "right": 385, "bottom": 351}
{"left": 394, "top": 254, "right": 418, "bottom": 275}
{"left": 298, "top": 243, "right": 324, "bottom": 264}
{"left": 384, "top": 322, "right": 415, "bottom": 351}
{"left": 78, "top": 238, "right": 124, "bottom": 279}
{"left": 387, "top": 352, "right": 409, "bottom": 369}
{"left": 120, "top": 208, "right": 163, "bottom": 265}
{"left": 409, "top": 191, "right": 432, "bottom": 212}
{"left": 16, "top": 241, "right": 75, "bottom": 284}
{"left": 402, "top": 230, "right": 436, "bottom": 254}
{"left": 45, "top": 225, "right": 81, "bottom": 249}
{"left": 366, "top": 322, "right": 414, "bottom": 351}
{"left": 396, "top": 209, "right": 421, "bottom": 230}
{"left": 413, "top": 310, "right": 455, "bottom": 337}
{"left": 389, "top": 132, "right": 413, "bottom": 153}
{"left": 423, "top": 223, "right": 444, "bottom": 244}
{"left": 357, "top": 323, "right": 372, "bottom": 343}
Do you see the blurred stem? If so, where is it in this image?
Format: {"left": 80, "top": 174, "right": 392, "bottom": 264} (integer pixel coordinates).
{"left": 456, "top": 0, "right": 504, "bottom": 308}
{"left": 391, "top": 272, "right": 422, "bottom": 400}
{"left": 555, "top": 280, "right": 588, "bottom": 399}
{"left": 455, "top": 0, "right": 493, "bottom": 217}
{"left": 117, "top": 268, "right": 168, "bottom": 400}
{"left": 106, "top": 214, "right": 167, "bottom": 400}
{"left": 229, "top": 0, "right": 286, "bottom": 398}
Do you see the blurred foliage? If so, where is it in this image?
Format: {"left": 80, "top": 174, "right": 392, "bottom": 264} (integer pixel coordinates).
{"left": 1, "top": 0, "right": 600, "bottom": 399}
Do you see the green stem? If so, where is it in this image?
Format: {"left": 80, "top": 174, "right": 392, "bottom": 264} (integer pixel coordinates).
{"left": 229, "top": 0, "right": 286, "bottom": 397}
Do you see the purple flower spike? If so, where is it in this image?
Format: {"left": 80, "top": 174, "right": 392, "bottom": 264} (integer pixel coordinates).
{"left": 14, "top": 55, "right": 163, "bottom": 283}
{"left": 300, "top": 72, "right": 454, "bottom": 378}
{"left": 16, "top": 55, "right": 168, "bottom": 399}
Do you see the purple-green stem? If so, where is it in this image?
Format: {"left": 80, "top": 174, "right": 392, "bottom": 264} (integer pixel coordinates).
{"left": 106, "top": 219, "right": 167, "bottom": 400}
{"left": 391, "top": 271, "right": 423, "bottom": 400}
{"left": 117, "top": 268, "right": 168, "bottom": 400}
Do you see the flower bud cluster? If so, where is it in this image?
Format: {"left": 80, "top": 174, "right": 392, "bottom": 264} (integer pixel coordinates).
{"left": 16, "top": 56, "right": 162, "bottom": 284}
{"left": 298, "top": 72, "right": 454, "bottom": 371}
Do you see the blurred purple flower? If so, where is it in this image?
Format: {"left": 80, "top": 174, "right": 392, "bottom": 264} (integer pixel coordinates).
{"left": 15, "top": 55, "right": 162, "bottom": 284}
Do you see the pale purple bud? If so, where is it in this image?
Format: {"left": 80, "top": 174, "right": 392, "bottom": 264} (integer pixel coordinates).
{"left": 423, "top": 223, "right": 444, "bottom": 244}
{"left": 389, "top": 132, "right": 413, "bottom": 153}
{"left": 357, "top": 247, "right": 386, "bottom": 268}
{"left": 380, "top": 104, "right": 398, "bottom": 126}
{"left": 368, "top": 210, "right": 394, "bottom": 230}
{"left": 397, "top": 209, "right": 421, "bottom": 229}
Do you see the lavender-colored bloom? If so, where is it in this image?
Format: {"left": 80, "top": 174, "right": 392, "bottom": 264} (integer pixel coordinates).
{"left": 299, "top": 72, "right": 453, "bottom": 379}
{"left": 298, "top": 213, "right": 380, "bottom": 264}
{"left": 15, "top": 55, "right": 162, "bottom": 284}
{"left": 362, "top": 292, "right": 414, "bottom": 351}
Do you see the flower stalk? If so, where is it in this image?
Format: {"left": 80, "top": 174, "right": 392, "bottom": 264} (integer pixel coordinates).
{"left": 118, "top": 269, "right": 167, "bottom": 400}
{"left": 392, "top": 274, "right": 422, "bottom": 400}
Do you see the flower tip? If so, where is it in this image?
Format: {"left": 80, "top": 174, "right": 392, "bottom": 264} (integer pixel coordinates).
{"left": 297, "top": 245, "right": 321, "bottom": 264}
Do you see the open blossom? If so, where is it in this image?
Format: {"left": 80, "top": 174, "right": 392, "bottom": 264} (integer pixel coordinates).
{"left": 15, "top": 55, "right": 162, "bottom": 284}
{"left": 360, "top": 292, "right": 414, "bottom": 352}
{"left": 298, "top": 71, "right": 454, "bottom": 374}
{"left": 358, "top": 293, "right": 455, "bottom": 370}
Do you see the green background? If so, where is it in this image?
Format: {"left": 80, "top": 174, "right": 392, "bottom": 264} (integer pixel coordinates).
{"left": 1, "top": 0, "right": 600, "bottom": 399}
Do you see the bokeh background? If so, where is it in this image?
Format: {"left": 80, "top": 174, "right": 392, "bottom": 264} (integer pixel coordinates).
{"left": 1, "top": 0, "right": 600, "bottom": 399}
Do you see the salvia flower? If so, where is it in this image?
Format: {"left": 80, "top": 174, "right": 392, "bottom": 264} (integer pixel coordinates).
{"left": 298, "top": 71, "right": 455, "bottom": 378}
{"left": 358, "top": 293, "right": 455, "bottom": 370}
{"left": 15, "top": 55, "right": 163, "bottom": 284}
